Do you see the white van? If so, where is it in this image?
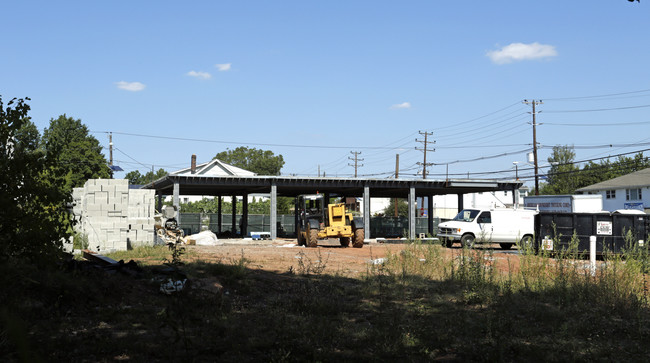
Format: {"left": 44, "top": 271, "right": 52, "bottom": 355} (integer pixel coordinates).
{"left": 437, "top": 208, "right": 536, "bottom": 249}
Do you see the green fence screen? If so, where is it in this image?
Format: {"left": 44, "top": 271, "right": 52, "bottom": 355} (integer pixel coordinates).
{"left": 180, "top": 213, "right": 438, "bottom": 238}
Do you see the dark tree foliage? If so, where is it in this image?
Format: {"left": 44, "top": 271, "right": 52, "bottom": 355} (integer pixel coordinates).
{"left": 0, "top": 96, "right": 73, "bottom": 264}
{"left": 180, "top": 196, "right": 294, "bottom": 215}
{"left": 214, "top": 146, "right": 285, "bottom": 175}
{"left": 382, "top": 198, "right": 409, "bottom": 217}
{"left": 538, "top": 145, "right": 650, "bottom": 195}
{"left": 41, "top": 114, "right": 111, "bottom": 190}
{"left": 125, "top": 168, "right": 168, "bottom": 185}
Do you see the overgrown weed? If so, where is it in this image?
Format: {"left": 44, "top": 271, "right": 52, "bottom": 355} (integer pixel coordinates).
{"left": 294, "top": 249, "right": 329, "bottom": 276}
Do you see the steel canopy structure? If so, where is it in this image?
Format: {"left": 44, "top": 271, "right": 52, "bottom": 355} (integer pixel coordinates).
{"left": 143, "top": 175, "right": 523, "bottom": 240}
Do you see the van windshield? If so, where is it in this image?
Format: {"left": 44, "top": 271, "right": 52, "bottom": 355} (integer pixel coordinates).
{"left": 452, "top": 209, "right": 480, "bottom": 222}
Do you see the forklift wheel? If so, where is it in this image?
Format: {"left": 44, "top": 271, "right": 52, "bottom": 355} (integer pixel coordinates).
{"left": 352, "top": 229, "right": 364, "bottom": 248}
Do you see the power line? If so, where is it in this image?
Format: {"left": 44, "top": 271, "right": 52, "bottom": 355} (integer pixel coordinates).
{"left": 544, "top": 104, "right": 650, "bottom": 113}
{"left": 93, "top": 130, "right": 415, "bottom": 151}
{"left": 543, "top": 120, "right": 650, "bottom": 126}
{"left": 543, "top": 88, "right": 650, "bottom": 101}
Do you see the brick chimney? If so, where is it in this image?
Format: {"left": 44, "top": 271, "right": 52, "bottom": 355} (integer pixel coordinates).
{"left": 191, "top": 154, "right": 197, "bottom": 174}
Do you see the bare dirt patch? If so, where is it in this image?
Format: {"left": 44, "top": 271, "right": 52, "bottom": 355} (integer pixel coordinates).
{"left": 185, "top": 239, "right": 524, "bottom": 276}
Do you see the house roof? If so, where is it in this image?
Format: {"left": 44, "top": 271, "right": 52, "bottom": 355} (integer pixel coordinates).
{"left": 170, "top": 158, "right": 256, "bottom": 177}
{"left": 576, "top": 167, "right": 650, "bottom": 192}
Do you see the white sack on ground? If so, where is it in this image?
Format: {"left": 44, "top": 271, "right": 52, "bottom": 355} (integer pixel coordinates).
{"left": 190, "top": 231, "right": 223, "bottom": 246}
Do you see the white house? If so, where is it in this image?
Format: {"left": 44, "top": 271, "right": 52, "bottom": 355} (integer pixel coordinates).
{"left": 576, "top": 167, "right": 650, "bottom": 213}
{"left": 167, "top": 157, "right": 258, "bottom": 204}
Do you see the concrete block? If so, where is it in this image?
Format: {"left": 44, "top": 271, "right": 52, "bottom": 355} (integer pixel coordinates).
{"left": 95, "top": 191, "right": 108, "bottom": 204}
{"left": 112, "top": 179, "right": 128, "bottom": 186}
{"left": 86, "top": 184, "right": 102, "bottom": 193}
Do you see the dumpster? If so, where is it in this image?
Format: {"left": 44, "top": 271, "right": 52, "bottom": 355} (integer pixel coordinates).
{"left": 534, "top": 211, "right": 650, "bottom": 254}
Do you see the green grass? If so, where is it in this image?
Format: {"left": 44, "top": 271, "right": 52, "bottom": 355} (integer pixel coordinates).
{"left": 2, "top": 242, "right": 650, "bottom": 361}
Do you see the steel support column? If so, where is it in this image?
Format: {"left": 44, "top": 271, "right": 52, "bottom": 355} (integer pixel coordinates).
{"left": 427, "top": 195, "right": 434, "bottom": 236}
{"left": 270, "top": 183, "right": 277, "bottom": 240}
{"left": 217, "top": 196, "right": 222, "bottom": 234}
{"left": 363, "top": 185, "right": 370, "bottom": 240}
{"left": 242, "top": 194, "right": 248, "bottom": 237}
{"left": 457, "top": 193, "right": 464, "bottom": 213}
{"left": 409, "top": 185, "right": 416, "bottom": 239}
{"left": 231, "top": 195, "right": 237, "bottom": 235}
{"left": 173, "top": 182, "right": 180, "bottom": 225}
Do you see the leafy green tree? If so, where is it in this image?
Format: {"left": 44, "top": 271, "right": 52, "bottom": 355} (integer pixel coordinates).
{"left": 125, "top": 168, "right": 167, "bottom": 185}
{"left": 0, "top": 96, "right": 73, "bottom": 264}
{"left": 382, "top": 198, "right": 409, "bottom": 217}
{"left": 214, "top": 146, "right": 285, "bottom": 175}
{"left": 180, "top": 196, "right": 294, "bottom": 215}
{"left": 41, "top": 114, "right": 111, "bottom": 189}
{"left": 539, "top": 145, "right": 580, "bottom": 195}
{"left": 538, "top": 145, "right": 650, "bottom": 195}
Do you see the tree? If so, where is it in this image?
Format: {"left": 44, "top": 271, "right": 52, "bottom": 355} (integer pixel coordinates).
{"left": 125, "top": 168, "right": 168, "bottom": 185}
{"left": 539, "top": 145, "right": 580, "bottom": 195}
{"left": 41, "top": 114, "right": 111, "bottom": 190}
{"left": 214, "top": 146, "right": 285, "bottom": 175}
{"left": 382, "top": 198, "right": 409, "bottom": 217}
{"left": 0, "top": 96, "right": 73, "bottom": 264}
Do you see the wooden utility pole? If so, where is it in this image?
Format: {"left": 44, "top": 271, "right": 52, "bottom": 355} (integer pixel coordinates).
{"left": 348, "top": 151, "right": 363, "bottom": 177}
{"left": 416, "top": 131, "right": 435, "bottom": 179}
{"left": 523, "top": 100, "right": 543, "bottom": 195}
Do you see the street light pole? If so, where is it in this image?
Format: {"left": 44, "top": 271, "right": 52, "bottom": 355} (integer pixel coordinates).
{"left": 513, "top": 161, "right": 519, "bottom": 180}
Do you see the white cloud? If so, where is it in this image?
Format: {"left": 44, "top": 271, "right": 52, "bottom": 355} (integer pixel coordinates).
{"left": 187, "top": 70, "right": 212, "bottom": 80}
{"left": 487, "top": 42, "right": 557, "bottom": 64}
{"left": 390, "top": 102, "right": 411, "bottom": 110}
{"left": 115, "top": 81, "right": 146, "bottom": 92}
{"left": 215, "top": 63, "right": 232, "bottom": 71}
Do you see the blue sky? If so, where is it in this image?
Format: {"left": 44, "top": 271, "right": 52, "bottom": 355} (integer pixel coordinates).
{"left": 2, "top": 1, "right": 649, "bottom": 186}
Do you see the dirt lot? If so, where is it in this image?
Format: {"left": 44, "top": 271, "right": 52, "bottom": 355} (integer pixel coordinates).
{"left": 185, "top": 238, "right": 524, "bottom": 275}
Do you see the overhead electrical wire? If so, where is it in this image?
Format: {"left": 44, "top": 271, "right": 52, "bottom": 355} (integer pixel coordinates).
{"left": 543, "top": 120, "right": 650, "bottom": 126}
{"left": 542, "top": 88, "right": 650, "bottom": 101}
{"left": 94, "top": 130, "right": 416, "bottom": 151}
{"left": 544, "top": 104, "right": 650, "bottom": 113}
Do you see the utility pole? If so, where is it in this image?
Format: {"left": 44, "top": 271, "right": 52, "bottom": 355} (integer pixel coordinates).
{"left": 108, "top": 132, "right": 113, "bottom": 167}
{"left": 348, "top": 151, "right": 363, "bottom": 177}
{"left": 523, "top": 100, "right": 543, "bottom": 195}
{"left": 394, "top": 154, "right": 399, "bottom": 217}
{"left": 416, "top": 131, "right": 435, "bottom": 179}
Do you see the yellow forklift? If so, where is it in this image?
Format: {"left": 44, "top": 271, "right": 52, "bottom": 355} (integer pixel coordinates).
{"left": 296, "top": 194, "right": 365, "bottom": 248}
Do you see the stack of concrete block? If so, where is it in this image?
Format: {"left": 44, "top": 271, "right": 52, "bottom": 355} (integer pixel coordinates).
{"left": 72, "top": 179, "right": 156, "bottom": 252}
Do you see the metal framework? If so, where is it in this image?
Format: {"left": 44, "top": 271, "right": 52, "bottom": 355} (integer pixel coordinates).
{"left": 143, "top": 175, "right": 523, "bottom": 240}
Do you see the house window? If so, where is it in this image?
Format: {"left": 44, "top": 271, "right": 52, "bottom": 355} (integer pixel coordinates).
{"left": 626, "top": 188, "right": 642, "bottom": 201}
{"left": 605, "top": 190, "right": 616, "bottom": 199}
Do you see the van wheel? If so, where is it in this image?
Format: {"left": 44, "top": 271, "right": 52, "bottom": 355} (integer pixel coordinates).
{"left": 461, "top": 234, "right": 475, "bottom": 249}
{"left": 520, "top": 235, "right": 534, "bottom": 250}
{"left": 499, "top": 243, "right": 513, "bottom": 250}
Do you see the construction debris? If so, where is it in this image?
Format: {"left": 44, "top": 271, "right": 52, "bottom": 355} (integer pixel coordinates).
{"left": 81, "top": 249, "right": 143, "bottom": 276}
